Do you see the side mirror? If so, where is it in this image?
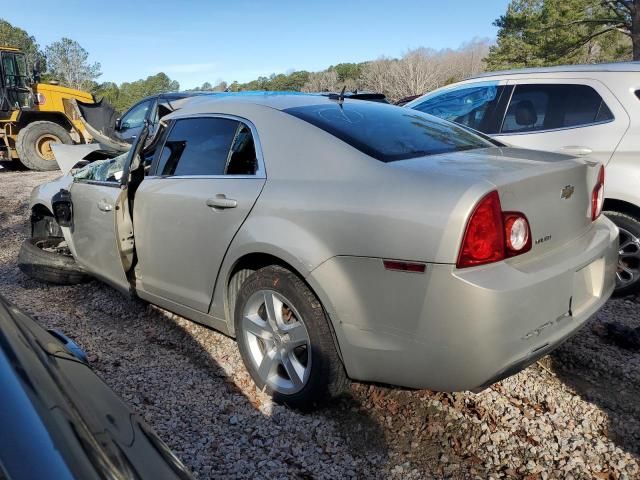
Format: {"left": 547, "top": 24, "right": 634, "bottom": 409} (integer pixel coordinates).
{"left": 52, "top": 189, "right": 73, "bottom": 228}
{"left": 115, "top": 117, "right": 122, "bottom": 131}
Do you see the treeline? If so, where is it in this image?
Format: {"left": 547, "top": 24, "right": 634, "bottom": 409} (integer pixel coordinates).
{"left": 187, "top": 40, "right": 491, "bottom": 102}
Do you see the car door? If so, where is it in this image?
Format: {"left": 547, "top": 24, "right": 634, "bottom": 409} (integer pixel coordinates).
{"left": 407, "top": 80, "right": 513, "bottom": 134}
{"left": 132, "top": 115, "right": 266, "bottom": 313}
{"left": 65, "top": 159, "right": 134, "bottom": 295}
{"left": 116, "top": 99, "right": 153, "bottom": 143}
{"left": 493, "top": 79, "right": 630, "bottom": 164}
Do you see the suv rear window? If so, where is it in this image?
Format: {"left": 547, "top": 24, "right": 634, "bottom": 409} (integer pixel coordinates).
{"left": 501, "top": 84, "right": 614, "bottom": 134}
{"left": 284, "top": 101, "right": 492, "bottom": 162}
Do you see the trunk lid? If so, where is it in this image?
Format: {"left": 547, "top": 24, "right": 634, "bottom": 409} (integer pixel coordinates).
{"left": 395, "top": 146, "right": 598, "bottom": 260}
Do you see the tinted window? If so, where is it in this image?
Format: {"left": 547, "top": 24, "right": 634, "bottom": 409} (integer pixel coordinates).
{"left": 412, "top": 84, "right": 506, "bottom": 133}
{"left": 157, "top": 117, "right": 239, "bottom": 176}
{"left": 501, "top": 84, "right": 613, "bottom": 134}
{"left": 284, "top": 101, "right": 492, "bottom": 162}
{"left": 225, "top": 124, "right": 259, "bottom": 175}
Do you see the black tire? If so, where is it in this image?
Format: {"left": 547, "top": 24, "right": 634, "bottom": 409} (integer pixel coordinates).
{"left": 234, "top": 265, "right": 349, "bottom": 409}
{"left": 18, "top": 237, "right": 90, "bottom": 285}
{"left": 16, "top": 121, "right": 73, "bottom": 171}
{"left": 605, "top": 210, "right": 640, "bottom": 297}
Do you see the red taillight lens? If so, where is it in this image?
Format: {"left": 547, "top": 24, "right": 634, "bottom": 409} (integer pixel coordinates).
{"left": 457, "top": 191, "right": 505, "bottom": 268}
{"left": 591, "top": 165, "right": 605, "bottom": 221}
{"left": 457, "top": 191, "right": 532, "bottom": 268}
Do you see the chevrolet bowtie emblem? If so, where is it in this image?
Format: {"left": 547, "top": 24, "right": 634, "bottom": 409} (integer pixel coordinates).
{"left": 561, "top": 185, "right": 575, "bottom": 199}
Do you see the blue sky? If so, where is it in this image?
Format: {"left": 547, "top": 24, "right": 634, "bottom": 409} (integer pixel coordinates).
{"left": 4, "top": 0, "right": 510, "bottom": 89}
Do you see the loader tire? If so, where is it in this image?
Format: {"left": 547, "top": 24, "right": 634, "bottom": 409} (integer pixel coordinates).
{"left": 18, "top": 237, "right": 90, "bottom": 285}
{"left": 16, "top": 121, "right": 73, "bottom": 171}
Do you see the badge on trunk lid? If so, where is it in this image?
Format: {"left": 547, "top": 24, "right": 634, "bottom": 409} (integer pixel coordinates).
{"left": 561, "top": 185, "right": 575, "bottom": 199}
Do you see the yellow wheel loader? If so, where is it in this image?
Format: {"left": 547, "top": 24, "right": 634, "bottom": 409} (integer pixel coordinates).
{"left": 0, "top": 46, "right": 96, "bottom": 171}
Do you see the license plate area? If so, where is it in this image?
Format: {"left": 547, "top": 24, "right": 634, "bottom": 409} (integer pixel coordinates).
{"left": 572, "top": 257, "right": 605, "bottom": 315}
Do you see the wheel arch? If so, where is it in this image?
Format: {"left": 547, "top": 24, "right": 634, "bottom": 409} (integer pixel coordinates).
{"left": 604, "top": 198, "right": 640, "bottom": 220}
{"left": 222, "top": 251, "right": 345, "bottom": 364}
{"left": 17, "top": 112, "right": 75, "bottom": 132}
{"left": 30, "top": 203, "right": 61, "bottom": 238}
{"left": 224, "top": 251, "right": 310, "bottom": 336}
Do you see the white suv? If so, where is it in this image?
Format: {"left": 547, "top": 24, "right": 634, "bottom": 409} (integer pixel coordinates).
{"left": 406, "top": 62, "right": 640, "bottom": 295}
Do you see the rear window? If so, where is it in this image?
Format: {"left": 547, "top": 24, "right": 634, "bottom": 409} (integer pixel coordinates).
{"left": 283, "top": 101, "right": 492, "bottom": 162}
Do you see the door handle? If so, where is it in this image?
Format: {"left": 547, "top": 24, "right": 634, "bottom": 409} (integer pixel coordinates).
{"left": 560, "top": 146, "right": 593, "bottom": 156}
{"left": 97, "top": 200, "right": 113, "bottom": 212}
{"left": 206, "top": 195, "right": 237, "bottom": 209}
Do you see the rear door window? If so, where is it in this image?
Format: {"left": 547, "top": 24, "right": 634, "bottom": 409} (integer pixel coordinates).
{"left": 410, "top": 84, "right": 509, "bottom": 134}
{"left": 284, "top": 101, "right": 492, "bottom": 162}
{"left": 501, "top": 84, "right": 613, "bottom": 134}
{"left": 156, "top": 117, "right": 259, "bottom": 176}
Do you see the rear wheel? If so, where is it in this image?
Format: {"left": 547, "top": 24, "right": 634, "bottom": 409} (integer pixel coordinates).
{"left": 16, "top": 121, "right": 73, "bottom": 171}
{"left": 605, "top": 211, "right": 640, "bottom": 296}
{"left": 234, "top": 265, "right": 348, "bottom": 409}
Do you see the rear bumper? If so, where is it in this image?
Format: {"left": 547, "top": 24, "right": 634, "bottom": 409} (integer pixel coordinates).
{"left": 307, "top": 218, "right": 618, "bottom": 391}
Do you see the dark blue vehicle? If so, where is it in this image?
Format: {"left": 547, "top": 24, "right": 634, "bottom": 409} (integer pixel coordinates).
{"left": 0, "top": 294, "right": 193, "bottom": 480}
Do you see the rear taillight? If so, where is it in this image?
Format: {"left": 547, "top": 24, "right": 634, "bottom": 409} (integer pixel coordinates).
{"left": 591, "top": 165, "right": 605, "bottom": 221}
{"left": 503, "top": 213, "right": 532, "bottom": 256}
{"left": 457, "top": 191, "right": 532, "bottom": 268}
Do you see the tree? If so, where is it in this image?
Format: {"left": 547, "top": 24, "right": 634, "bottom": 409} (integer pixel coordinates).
{"left": 486, "top": 0, "right": 634, "bottom": 70}
{"left": 0, "top": 18, "right": 44, "bottom": 71}
{"left": 93, "top": 72, "right": 179, "bottom": 112}
{"left": 45, "top": 38, "right": 101, "bottom": 90}
{"left": 212, "top": 80, "right": 228, "bottom": 91}
{"left": 302, "top": 70, "right": 340, "bottom": 92}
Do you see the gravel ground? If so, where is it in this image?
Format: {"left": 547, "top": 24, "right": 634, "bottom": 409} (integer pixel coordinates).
{"left": 1, "top": 166, "right": 639, "bottom": 479}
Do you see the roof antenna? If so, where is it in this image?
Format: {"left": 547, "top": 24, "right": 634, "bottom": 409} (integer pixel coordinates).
{"left": 337, "top": 85, "right": 346, "bottom": 105}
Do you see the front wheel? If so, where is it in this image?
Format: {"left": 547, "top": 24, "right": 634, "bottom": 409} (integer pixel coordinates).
{"left": 605, "top": 211, "right": 640, "bottom": 296}
{"left": 234, "top": 265, "right": 349, "bottom": 409}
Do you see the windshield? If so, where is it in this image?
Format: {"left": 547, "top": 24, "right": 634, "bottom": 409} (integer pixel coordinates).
{"left": 1, "top": 52, "right": 29, "bottom": 88}
{"left": 283, "top": 101, "right": 492, "bottom": 162}
{"left": 73, "top": 153, "right": 128, "bottom": 182}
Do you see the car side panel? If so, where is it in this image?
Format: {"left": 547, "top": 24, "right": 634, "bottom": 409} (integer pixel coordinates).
{"left": 133, "top": 177, "right": 265, "bottom": 313}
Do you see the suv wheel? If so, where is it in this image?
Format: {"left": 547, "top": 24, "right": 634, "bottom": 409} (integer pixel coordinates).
{"left": 234, "top": 265, "right": 348, "bottom": 409}
{"left": 605, "top": 211, "right": 640, "bottom": 296}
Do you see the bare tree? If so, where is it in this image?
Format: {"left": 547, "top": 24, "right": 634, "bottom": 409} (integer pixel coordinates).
{"left": 360, "top": 40, "right": 491, "bottom": 102}
{"left": 302, "top": 70, "right": 340, "bottom": 92}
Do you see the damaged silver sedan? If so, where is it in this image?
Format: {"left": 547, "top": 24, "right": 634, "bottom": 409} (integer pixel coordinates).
{"left": 24, "top": 94, "right": 618, "bottom": 408}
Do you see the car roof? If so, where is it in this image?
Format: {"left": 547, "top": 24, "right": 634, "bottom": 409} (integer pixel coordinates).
{"left": 469, "top": 61, "right": 640, "bottom": 79}
{"left": 167, "top": 91, "right": 365, "bottom": 117}
{"left": 137, "top": 91, "right": 216, "bottom": 104}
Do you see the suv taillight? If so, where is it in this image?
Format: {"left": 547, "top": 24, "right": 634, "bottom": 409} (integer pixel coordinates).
{"left": 591, "top": 165, "right": 605, "bottom": 221}
{"left": 457, "top": 191, "right": 531, "bottom": 268}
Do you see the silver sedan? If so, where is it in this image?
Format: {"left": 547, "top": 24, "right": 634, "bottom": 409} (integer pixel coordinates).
{"left": 27, "top": 93, "right": 618, "bottom": 408}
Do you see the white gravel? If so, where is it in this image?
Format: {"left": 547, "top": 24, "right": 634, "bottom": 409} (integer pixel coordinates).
{"left": 1, "top": 167, "right": 639, "bottom": 479}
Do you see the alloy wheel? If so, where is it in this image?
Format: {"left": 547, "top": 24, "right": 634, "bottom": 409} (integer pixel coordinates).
{"left": 617, "top": 226, "right": 640, "bottom": 289}
{"left": 241, "top": 289, "right": 311, "bottom": 394}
